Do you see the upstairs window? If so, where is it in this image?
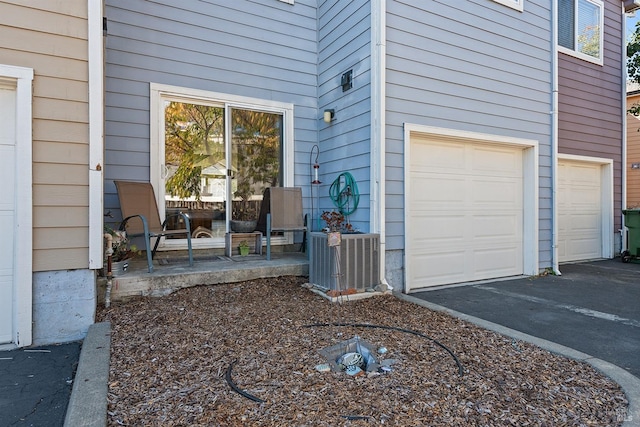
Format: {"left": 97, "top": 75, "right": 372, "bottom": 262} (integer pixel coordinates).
{"left": 558, "top": 0, "right": 604, "bottom": 64}
{"left": 491, "top": 0, "right": 524, "bottom": 12}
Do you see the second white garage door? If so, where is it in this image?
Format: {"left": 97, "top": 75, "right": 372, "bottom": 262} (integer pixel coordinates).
{"left": 557, "top": 159, "right": 604, "bottom": 262}
{"left": 406, "top": 134, "right": 525, "bottom": 291}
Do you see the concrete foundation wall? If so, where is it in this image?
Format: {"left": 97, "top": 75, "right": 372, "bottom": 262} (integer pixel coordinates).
{"left": 32, "top": 269, "right": 96, "bottom": 345}
{"left": 385, "top": 249, "right": 404, "bottom": 293}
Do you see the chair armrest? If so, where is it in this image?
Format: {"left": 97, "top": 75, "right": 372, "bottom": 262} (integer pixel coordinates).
{"left": 120, "top": 214, "right": 147, "bottom": 231}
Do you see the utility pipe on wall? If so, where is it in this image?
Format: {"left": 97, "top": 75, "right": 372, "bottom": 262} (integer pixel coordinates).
{"left": 622, "top": 3, "right": 629, "bottom": 252}
{"left": 371, "top": 0, "right": 389, "bottom": 288}
{"left": 551, "top": 0, "right": 561, "bottom": 275}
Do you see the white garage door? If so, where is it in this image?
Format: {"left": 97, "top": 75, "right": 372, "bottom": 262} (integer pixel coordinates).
{"left": 558, "top": 160, "right": 602, "bottom": 262}
{"left": 407, "top": 134, "right": 524, "bottom": 291}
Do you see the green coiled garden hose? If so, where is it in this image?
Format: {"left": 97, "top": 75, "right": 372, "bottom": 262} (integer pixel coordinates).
{"left": 329, "top": 172, "right": 360, "bottom": 215}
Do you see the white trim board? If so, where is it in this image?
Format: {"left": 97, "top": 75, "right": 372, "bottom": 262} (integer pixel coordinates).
{"left": 0, "top": 63, "right": 33, "bottom": 348}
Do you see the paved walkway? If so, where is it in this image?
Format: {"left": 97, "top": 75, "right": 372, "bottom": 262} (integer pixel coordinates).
{"left": 0, "top": 342, "right": 80, "bottom": 426}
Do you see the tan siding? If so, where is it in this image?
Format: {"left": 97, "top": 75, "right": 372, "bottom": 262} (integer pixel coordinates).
{"left": 2, "top": 0, "right": 87, "bottom": 18}
{"left": 33, "top": 120, "right": 88, "bottom": 144}
{"left": 34, "top": 248, "right": 88, "bottom": 272}
{"left": 34, "top": 76, "right": 88, "bottom": 103}
{"left": 34, "top": 164, "right": 88, "bottom": 185}
{"left": 33, "top": 184, "right": 89, "bottom": 206}
{"left": 0, "top": 1, "right": 90, "bottom": 271}
{"left": 0, "top": 50, "right": 87, "bottom": 80}
{"left": 627, "top": 95, "right": 640, "bottom": 207}
{"left": 33, "top": 97, "right": 89, "bottom": 123}
{"left": 0, "top": 2, "right": 87, "bottom": 38}
{"left": 33, "top": 141, "right": 89, "bottom": 165}
{"left": 34, "top": 228, "right": 88, "bottom": 250}
{"left": 0, "top": 25, "right": 87, "bottom": 60}
{"left": 34, "top": 207, "right": 89, "bottom": 228}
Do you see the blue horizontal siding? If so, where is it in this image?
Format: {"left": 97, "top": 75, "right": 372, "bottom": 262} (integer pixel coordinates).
{"left": 104, "top": 0, "right": 319, "bottom": 213}
{"left": 317, "top": 0, "right": 372, "bottom": 228}
{"left": 385, "top": 0, "right": 553, "bottom": 267}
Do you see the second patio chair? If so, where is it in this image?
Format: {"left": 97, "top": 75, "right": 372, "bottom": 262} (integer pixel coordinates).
{"left": 114, "top": 180, "right": 193, "bottom": 273}
{"left": 256, "top": 187, "right": 307, "bottom": 260}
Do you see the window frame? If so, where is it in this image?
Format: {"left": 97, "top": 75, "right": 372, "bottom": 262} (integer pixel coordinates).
{"left": 557, "top": 0, "right": 605, "bottom": 66}
{"left": 491, "top": 0, "right": 524, "bottom": 12}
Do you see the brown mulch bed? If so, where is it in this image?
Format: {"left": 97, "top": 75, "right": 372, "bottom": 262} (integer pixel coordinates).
{"left": 97, "top": 276, "right": 628, "bottom": 426}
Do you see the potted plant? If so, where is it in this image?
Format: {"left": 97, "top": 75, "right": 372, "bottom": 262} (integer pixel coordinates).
{"left": 104, "top": 226, "right": 139, "bottom": 276}
{"left": 238, "top": 240, "right": 250, "bottom": 256}
{"left": 230, "top": 193, "right": 258, "bottom": 232}
{"left": 321, "top": 211, "right": 354, "bottom": 233}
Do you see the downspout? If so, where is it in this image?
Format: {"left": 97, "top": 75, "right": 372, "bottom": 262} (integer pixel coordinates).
{"left": 551, "top": 0, "right": 561, "bottom": 275}
{"left": 103, "top": 233, "right": 113, "bottom": 308}
{"left": 371, "top": 0, "right": 389, "bottom": 288}
{"left": 622, "top": 3, "right": 629, "bottom": 253}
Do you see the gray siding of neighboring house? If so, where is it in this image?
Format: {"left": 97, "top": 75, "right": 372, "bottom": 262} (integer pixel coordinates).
{"left": 385, "top": 0, "right": 553, "bottom": 262}
{"left": 317, "top": 0, "right": 372, "bottom": 232}
{"left": 557, "top": 0, "right": 623, "bottom": 233}
{"left": 103, "top": 0, "right": 319, "bottom": 218}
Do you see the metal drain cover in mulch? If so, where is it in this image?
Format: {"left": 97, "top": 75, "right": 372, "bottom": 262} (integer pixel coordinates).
{"left": 318, "top": 336, "right": 380, "bottom": 373}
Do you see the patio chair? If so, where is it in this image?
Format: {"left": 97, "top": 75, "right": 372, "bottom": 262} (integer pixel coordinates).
{"left": 256, "top": 187, "right": 307, "bottom": 260}
{"left": 114, "top": 180, "right": 193, "bottom": 273}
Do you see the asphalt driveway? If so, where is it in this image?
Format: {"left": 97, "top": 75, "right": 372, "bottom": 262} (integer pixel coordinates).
{"left": 411, "top": 259, "right": 640, "bottom": 378}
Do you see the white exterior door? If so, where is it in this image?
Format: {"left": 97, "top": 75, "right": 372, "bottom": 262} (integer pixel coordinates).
{"left": 558, "top": 159, "right": 604, "bottom": 262}
{"left": 0, "top": 85, "right": 17, "bottom": 343}
{"left": 406, "top": 133, "right": 525, "bottom": 290}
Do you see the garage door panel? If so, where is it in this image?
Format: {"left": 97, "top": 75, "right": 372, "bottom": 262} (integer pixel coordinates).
{"left": 472, "top": 178, "right": 522, "bottom": 207}
{"left": 567, "top": 237, "right": 601, "bottom": 257}
{"left": 411, "top": 250, "right": 468, "bottom": 286}
{"left": 415, "top": 175, "right": 466, "bottom": 207}
{"left": 412, "top": 138, "right": 466, "bottom": 171}
{"left": 472, "top": 214, "right": 520, "bottom": 239}
{"left": 474, "top": 246, "right": 521, "bottom": 274}
{"left": 570, "top": 212, "right": 600, "bottom": 231}
{"left": 471, "top": 146, "right": 522, "bottom": 176}
{"left": 411, "top": 214, "right": 466, "bottom": 241}
{"left": 568, "top": 164, "right": 601, "bottom": 183}
{"left": 564, "top": 189, "right": 600, "bottom": 206}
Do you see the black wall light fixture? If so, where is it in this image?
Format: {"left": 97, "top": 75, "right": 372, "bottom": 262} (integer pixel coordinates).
{"left": 341, "top": 70, "right": 353, "bottom": 92}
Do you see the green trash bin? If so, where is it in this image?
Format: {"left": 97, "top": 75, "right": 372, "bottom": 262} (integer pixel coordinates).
{"left": 622, "top": 209, "right": 640, "bottom": 262}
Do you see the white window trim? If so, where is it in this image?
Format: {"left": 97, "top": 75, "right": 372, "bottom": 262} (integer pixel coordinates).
{"left": 150, "top": 83, "right": 295, "bottom": 250}
{"left": 491, "top": 0, "right": 524, "bottom": 12}
{"left": 558, "top": 0, "right": 605, "bottom": 66}
{"left": 0, "top": 64, "right": 33, "bottom": 348}
{"left": 279, "top": 0, "right": 294, "bottom": 4}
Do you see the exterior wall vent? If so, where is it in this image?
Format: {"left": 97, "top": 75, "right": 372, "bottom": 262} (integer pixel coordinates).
{"left": 309, "top": 232, "right": 380, "bottom": 292}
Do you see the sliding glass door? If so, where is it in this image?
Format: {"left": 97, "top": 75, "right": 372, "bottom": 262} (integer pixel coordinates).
{"left": 157, "top": 91, "right": 285, "bottom": 249}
